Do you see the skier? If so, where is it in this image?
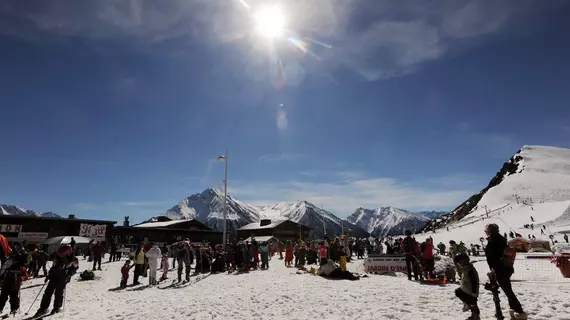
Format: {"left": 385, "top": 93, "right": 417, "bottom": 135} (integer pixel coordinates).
{"left": 34, "top": 244, "right": 79, "bottom": 317}
{"left": 0, "top": 249, "right": 28, "bottom": 317}
{"left": 484, "top": 224, "right": 527, "bottom": 320}
{"left": 564, "top": 234, "right": 569, "bottom": 243}
{"left": 402, "top": 230, "right": 419, "bottom": 281}
{"left": 454, "top": 253, "right": 480, "bottom": 320}
{"left": 32, "top": 248, "right": 49, "bottom": 278}
{"left": 160, "top": 248, "right": 169, "bottom": 281}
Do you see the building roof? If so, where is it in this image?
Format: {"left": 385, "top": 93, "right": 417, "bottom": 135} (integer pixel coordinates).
{"left": 238, "top": 220, "right": 287, "bottom": 231}
{"left": 243, "top": 236, "right": 278, "bottom": 243}
{"left": 133, "top": 220, "right": 193, "bottom": 228}
{"left": 0, "top": 214, "right": 116, "bottom": 225}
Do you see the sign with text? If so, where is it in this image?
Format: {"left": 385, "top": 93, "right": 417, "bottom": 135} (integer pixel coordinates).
{"left": 79, "top": 224, "right": 107, "bottom": 238}
{"left": 18, "top": 232, "right": 48, "bottom": 240}
{"left": 0, "top": 224, "right": 22, "bottom": 233}
{"left": 364, "top": 254, "right": 407, "bottom": 274}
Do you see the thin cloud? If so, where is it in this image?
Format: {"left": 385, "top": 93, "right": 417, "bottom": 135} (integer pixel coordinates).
{"left": 0, "top": 1, "right": 566, "bottom": 81}
{"left": 229, "top": 172, "right": 481, "bottom": 216}
{"left": 258, "top": 153, "right": 304, "bottom": 162}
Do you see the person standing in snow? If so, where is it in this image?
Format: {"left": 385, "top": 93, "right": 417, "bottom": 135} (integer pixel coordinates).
{"left": 145, "top": 243, "right": 161, "bottom": 285}
{"left": 420, "top": 238, "right": 435, "bottom": 279}
{"left": 259, "top": 242, "right": 269, "bottom": 270}
{"left": 120, "top": 260, "right": 134, "bottom": 288}
{"left": 34, "top": 244, "right": 78, "bottom": 317}
{"left": 160, "top": 248, "right": 169, "bottom": 281}
{"left": 284, "top": 241, "right": 293, "bottom": 267}
{"left": 176, "top": 240, "right": 192, "bottom": 282}
{"left": 564, "top": 234, "right": 569, "bottom": 243}
{"left": 402, "top": 230, "right": 419, "bottom": 281}
{"left": 92, "top": 241, "right": 104, "bottom": 271}
{"left": 278, "top": 241, "right": 284, "bottom": 260}
{"left": 453, "top": 253, "right": 480, "bottom": 320}
{"left": 484, "top": 224, "right": 527, "bottom": 320}
{"left": 0, "top": 249, "right": 28, "bottom": 316}
{"left": 132, "top": 243, "right": 145, "bottom": 285}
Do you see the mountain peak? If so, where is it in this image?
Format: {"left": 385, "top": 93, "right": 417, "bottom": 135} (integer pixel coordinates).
{"left": 347, "top": 206, "right": 428, "bottom": 236}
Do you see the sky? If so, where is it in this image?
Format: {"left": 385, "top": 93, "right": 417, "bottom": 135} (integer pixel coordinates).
{"left": 1, "top": 0, "right": 570, "bottom": 223}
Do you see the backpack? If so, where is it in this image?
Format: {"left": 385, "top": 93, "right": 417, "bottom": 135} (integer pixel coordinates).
{"left": 503, "top": 247, "right": 516, "bottom": 266}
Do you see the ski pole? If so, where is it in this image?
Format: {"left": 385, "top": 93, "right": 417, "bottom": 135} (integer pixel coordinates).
{"left": 24, "top": 282, "right": 47, "bottom": 315}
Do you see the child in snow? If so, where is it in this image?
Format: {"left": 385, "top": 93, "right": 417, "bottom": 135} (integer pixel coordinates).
{"left": 160, "top": 251, "right": 169, "bottom": 281}
{"left": 0, "top": 250, "right": 29, "bottom": 316}
{"left": 453, "top": 253, "right": 480, "bottom": 320}
{"left": 120, "top": 260, "right": 135, "bottom": 288}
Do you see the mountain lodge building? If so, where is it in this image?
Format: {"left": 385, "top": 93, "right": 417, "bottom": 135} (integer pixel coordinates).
{"left": 237, "top": 219, "right": 312, "bottom": 243}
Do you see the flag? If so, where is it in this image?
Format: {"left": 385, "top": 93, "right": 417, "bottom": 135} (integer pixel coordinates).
{"left": 217, "top": 155, "right": 226, "bottom": 161}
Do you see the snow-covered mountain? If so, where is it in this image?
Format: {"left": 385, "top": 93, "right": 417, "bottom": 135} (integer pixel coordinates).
{"left": 419, "top": 145, "right": 570, "bottom": 233}
{"left": 416, "top": 211, "right": 448, "bottom": 219}
{"left": 0, "top": 204, "right": 62, "bottom": 218}
{"left": 158, "top": 189, "right": 368, "bottom": 238}
{"left": 257, "top": 201, "right": 369, "bottom": 238}
{"left": 161, "top": 188, "right": 261, "bottom": 232}
{"left": 347, "top": 207, "right": 430, "bottom": 236}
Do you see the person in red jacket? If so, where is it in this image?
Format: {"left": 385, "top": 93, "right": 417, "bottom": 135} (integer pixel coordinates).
{"left": 421, "top": 238, "right": 436, "bottom": 279}
{"left": 278, "top": 242, "right": 284, "bottom": 260}
{"left": 284, "top": 241, "right": 294, "bottom": 267}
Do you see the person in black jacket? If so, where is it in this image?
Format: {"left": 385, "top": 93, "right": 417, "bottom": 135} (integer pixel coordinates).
{"left": 34, "top": 244, "right": 79, "bottom": 317}
{"left": 402, "top": 230, "right": 418, "bottom": 281}
{"left": 484, "top": 224, "right": 527, "bottom": 320}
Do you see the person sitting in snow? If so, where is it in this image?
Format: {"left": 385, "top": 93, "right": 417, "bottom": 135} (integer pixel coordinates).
{"left": 454, "top": 253, "right": 480, "bottom": 320}
{"left": 317, "top": 258, "right": 359, "bottom": 281}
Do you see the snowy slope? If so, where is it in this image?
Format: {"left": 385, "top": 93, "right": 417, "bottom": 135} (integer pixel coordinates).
{"left": 420, "top": 145, "right": 570, "bottom": 232}
{"left": 19, "top": 253, "right": 570, "bottom": 320}
{"left": 161, "top": 188, "right": 260, "bottom": 232}
{"left": 0, "top": 204, "right": 62, "bottom": 218}
{"left": 257, "top": 201, "right": 368, "bottom": 238}
{"left": 415, "top": 145, "right": 570, "bottom": 245}
{"left": 347, "top": 207, "right": 430, "bottom": 236}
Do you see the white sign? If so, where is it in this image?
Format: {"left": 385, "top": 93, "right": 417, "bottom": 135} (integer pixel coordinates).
{"left": 363, "top": 254, "right": 408, "bottom": 273}
{"left": 79, "top": 224, "right": 107, "bottom": 238}
{"left": 18, "top": 232, "right": 48, "bottom": 240}
{"left": 0, "top": 224, "right": 22, "bottom": 233}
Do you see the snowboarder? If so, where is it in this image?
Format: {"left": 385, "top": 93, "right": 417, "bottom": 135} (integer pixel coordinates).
{"left": 34, "top": 244, "right": 79, "bottom": 317}
{"left": 145, "top": 243, "right": 161, "bottom": 285}
{"left": 454, "top": 253, "right": 480, "bottom": 320}
{"left": 484, "top": 224, "right": 527, "bottom": 320}
{"left": 0, "top": 249, "right": 28, "bottom": 317}
{"left": 530, "top": 216, "right": 534, "bottom": 222}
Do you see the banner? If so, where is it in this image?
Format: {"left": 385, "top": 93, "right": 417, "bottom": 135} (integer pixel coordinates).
{"left": 79, "top": 224, "right": 107, "bottom": 238}
{"left": 0, "top": 224, "right": 22, "bottom": 233}
{"left": 364, "top": 254, "right": 407, "bottom": 273}
{"left": 18, "top": 232, "right": 48, "bottom": 240}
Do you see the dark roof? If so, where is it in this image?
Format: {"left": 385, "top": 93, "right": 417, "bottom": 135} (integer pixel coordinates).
{"left": 0, "top": 214, "right": 116, "bottom": 225}
{"left": 238, "top": 219, "right": 312, "bottom": 231}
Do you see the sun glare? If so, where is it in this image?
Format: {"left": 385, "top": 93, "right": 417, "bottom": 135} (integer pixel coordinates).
{"left": 254, "top": 5, "right": 285, "bottom": 38}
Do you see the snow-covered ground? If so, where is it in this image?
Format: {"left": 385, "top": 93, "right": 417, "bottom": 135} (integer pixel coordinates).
{"left": 15, "top": 254, "right": 570, "bottom": 320}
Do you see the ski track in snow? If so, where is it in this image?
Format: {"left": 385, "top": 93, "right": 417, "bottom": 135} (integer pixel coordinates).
{"left": 14, "top": 255, "right": 570, "bottom": 320}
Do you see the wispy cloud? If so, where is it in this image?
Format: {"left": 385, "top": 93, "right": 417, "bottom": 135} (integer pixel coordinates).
{"left": 230, "top": 171, "right": 482, "bottom": 216}
{"left": 258, "top": 153, "right": 304, "bottom": 162}
{"left": 0, "top": 1, "right": 565, "bottom": 81}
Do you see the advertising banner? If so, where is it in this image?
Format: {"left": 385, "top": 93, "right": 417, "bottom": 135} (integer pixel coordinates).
{"left": 79, "top": 224, "right": 107, "bottom": 238}
{"left": 363, "top": 254, "right": 408, "bottom": 274}
{"left": 18, "top": 232, "right": 48, "bottom": 240}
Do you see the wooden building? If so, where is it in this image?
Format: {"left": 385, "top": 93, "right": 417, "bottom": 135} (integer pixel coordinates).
{"left": 112, "top": 216, "right": 222, "bottom": 247}
{"left": 237, "top": 219, "right": 312, "bottom": 243}
{"left": 0, "top": 214, "right": 116, "bottom": 245}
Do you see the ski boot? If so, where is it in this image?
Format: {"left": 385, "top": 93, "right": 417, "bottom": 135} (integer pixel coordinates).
{"left": 33, "top": 309, "right": 49, "bottom": 318}
{"left": 50, "top": 308, "right": 61, "bottom": 315}
{"left": 509, "top": 310, "right": 528, "bottom": 320}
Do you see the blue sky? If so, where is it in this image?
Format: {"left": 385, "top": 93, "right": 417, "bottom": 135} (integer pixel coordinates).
{"left": 1, "top": 0, "right": 570, "bottom": 223}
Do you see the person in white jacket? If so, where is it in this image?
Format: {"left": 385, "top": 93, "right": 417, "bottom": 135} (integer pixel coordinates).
{"left": 145, "top": 243, "right": 162, "bottom": 285}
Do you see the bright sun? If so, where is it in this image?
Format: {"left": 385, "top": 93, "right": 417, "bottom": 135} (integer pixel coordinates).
{"left": 254, "top": 5, "right": 285, "bottom": 38}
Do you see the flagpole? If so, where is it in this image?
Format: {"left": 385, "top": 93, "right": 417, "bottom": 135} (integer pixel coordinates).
{"left": 223, "top": 148, "right": 228, "bottom": 249}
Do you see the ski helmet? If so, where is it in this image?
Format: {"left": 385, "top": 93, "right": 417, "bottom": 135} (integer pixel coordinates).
{"left": 58, "top": 244, "right": 72, "bottom": 257}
